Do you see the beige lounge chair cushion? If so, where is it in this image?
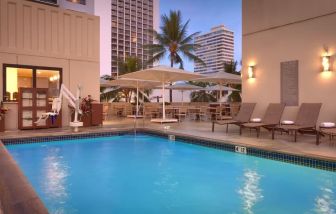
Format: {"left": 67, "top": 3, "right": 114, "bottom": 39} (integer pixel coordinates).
{"left": 215, "top": 120, "right": 239, "bottom": 125}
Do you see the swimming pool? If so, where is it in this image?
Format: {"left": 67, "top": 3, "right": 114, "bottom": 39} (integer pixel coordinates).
{"left": 6, "top": 134, "right": 336, "bottom": 214}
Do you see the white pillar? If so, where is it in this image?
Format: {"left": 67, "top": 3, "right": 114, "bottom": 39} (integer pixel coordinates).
{"left": 162, "top": 82, "right": 166, "bottom": 120}
{"left": 136, "top": 82, "right": 139, "bottom": 116}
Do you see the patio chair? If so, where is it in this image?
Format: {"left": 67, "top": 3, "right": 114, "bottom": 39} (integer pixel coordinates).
{"left": 176, "top": 106, "right": 188, "bottom": 122}
{"left": 212, "top": 103, "right": 256, "bottom": 133}
{"left": 240, "top": 103, "right": 285, "bottom": 137}
{"left": 272, "top": 103, "right": 322, "bottom": 142}
{"left": 198, "top": 106, "right": 209, "bottom": 121}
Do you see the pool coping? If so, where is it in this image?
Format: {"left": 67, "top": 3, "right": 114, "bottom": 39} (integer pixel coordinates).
{"left": 0, "top": 128, "right": 335, "bottom": 213}
{"left": 2, "top": 128, "right": 336, "bottom": 170}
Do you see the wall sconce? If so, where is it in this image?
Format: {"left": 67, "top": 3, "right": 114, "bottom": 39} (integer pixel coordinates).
{"left": 322, "top": 55, "right": 332, "bottom": 72}
{"left": 247, "top": 65, "right": 255, "bottom": 79}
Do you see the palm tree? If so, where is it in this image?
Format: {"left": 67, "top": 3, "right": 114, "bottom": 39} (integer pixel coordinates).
{"left": 223, "top": 60, "right": 242, "bottom": 102}
{"left": 100, "top": 75, "right": 116, "bottom": 102}
{"left": 118, "top": 56, "right": 142, "bottom": 102}
{"left": 146, "top": 10, "right": 205, "bottom": 102}
{"left": 224, "top": 60, "right": 240, "bottom": 75}
{"left": 100, "top": 57, "right": 143, "bottom": 103}
{"left": 189, "top": 82, "right": 217, "bottom": 102}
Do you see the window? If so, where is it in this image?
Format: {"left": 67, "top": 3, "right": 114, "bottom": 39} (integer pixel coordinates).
{"left": 66, "top": 0, "right": 86, "bottom": 5}
{"left": 3, "top": 65, "right": 62, "bottom": 102}
{"left": 31, "top": 0, "right": 58, "bottom": 5}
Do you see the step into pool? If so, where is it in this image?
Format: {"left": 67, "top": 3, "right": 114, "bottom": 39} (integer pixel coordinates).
{"left": 6, "top": 134, "right": 336, "bottom": 214}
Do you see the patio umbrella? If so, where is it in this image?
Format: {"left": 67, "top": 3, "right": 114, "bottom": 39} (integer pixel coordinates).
{"left": 165, "top": 82, "right": 203, "bottom": 104}
{"left": 202, "top": 85, "right": 239, "bottom": 101}
{"left": 101, "top": 78, "right": 160, "bottom": 118}
{"left": 203, "top": 85, "right": 239, "bottom": 91}
{"left": 195, "top": 72, "right": 241, "bottom": 104}
{"left": 119, "top": 65, "right": 204, "bottom": 123}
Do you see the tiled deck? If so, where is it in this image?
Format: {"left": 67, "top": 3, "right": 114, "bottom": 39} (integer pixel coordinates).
{"left": 1, "top": 118, "right": 335, "bottom": 161}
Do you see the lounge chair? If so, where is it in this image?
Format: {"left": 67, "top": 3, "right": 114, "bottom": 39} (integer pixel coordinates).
{"left": 316, "top": 122, "right": 336, "bottom": 145}
{"left": 240, "top": 103, "right": 285, "bottom": 137}
{"left": 212, "top": 103, "right": 256, "bottom": 133}
{"left": 272, "top": 103, "right": 322, "bottom": 142}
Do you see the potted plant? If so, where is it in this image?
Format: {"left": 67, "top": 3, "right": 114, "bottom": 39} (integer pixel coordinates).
{"left": 79, "top": 95, "right": 95, "bottom": 127}
{"left": 0, "top": 101, "right": 9, "bottom": 132}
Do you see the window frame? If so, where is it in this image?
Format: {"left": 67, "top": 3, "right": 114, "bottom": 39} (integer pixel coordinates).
{"left": 66, "top": 0, "right": 86, "bottom": 5}
{"left": 2, "top": 64, "right": 63, "bottom": 102}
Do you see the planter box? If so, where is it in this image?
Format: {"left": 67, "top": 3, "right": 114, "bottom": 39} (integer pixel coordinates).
{"left": 91, "top": 103, "right": 103, "bottom": 126}
{"left": 81, "top": 113, "right": 92, "bottom": 127}
{"left": 71, "top": 103, "right": 103, "bottom": 127}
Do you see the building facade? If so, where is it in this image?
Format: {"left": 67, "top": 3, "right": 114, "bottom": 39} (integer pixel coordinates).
{"left": 111, "top": 0, "right": 159, "bottom": 77}
{"left": 0, "top": 0, "right": 100, "bottom": 130}
{"left": 194, "top": 25, "right": 234, "bottom": 74}
{"left": 242, "top": 0, "right": 336, "bottom": 124}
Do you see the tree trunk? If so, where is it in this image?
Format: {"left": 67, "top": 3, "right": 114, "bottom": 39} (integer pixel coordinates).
{"left": 169, "top": 59, "right": 173, "bottom": 103}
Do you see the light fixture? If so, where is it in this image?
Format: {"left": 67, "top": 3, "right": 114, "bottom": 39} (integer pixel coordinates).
{"left": 322, "top": 55, "right": 332, "bottom": 72}
{"left": 247, "top": 65, "right": 255, "bottom": 79}
{"left": 49, "top": 74, "right": 60, "bottom": 82}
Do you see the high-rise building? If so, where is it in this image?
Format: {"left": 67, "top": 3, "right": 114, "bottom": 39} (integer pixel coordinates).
{"left": 194, "top": 25, "right": 234, "bottom": 74}
{"left": 111, "top": 0, "right": 159, "bottom": 77}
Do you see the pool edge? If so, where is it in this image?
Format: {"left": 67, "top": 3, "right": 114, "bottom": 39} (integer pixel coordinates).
{"left": 1, "top": 128, "right": 335, "bottom": 213}
{"left": 2, "top": 128, "right": 336, "bottom": 171}
{"left": 0, "top": 142, "right": 48, "bottom": 214}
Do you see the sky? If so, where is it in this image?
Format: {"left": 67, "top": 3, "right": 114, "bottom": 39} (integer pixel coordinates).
{"left": 159, "top": 0, "right": 242, "bottom": 71}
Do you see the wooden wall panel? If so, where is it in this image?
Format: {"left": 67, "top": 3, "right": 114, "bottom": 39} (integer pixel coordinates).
{"left": 51, "top": 10, "right": 59, "bottom": 53}
{"left": 0, "top": 0, "right": 99, "bottom": 62}
{"left": 37, "top": 8, "right": 46, "bottom": 52}
{"left": 23, "top": 5, "right": 32, "bottom": 50}
{"left": 7, "top": 1, "right": 17, "bottom": 48}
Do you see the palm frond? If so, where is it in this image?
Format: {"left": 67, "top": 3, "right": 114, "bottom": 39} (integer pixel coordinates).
{"left": 178, "top": 19, "right": 190, "bottom": 42}
{"left": 147, "top": 51, "right": 166, "bottom": 65}
{"left": 182, "top": 51, "right": 206, "bottom": 66}
{"left": 180, "top": 31, "right": 201, "bottom": 45}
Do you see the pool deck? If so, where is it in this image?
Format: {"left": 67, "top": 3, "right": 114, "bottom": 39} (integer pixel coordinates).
{"left": 1, "top": 118, "right": 335, "bottom": 161}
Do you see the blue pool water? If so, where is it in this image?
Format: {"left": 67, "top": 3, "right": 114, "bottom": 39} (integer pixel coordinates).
{"left": 6, "top": 134, "right": 336, "bottom": 214}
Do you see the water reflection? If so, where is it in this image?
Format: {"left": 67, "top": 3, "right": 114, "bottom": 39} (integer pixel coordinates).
{"left": 238, "top": 169, "right": 263, "bottom": 214}
{"left": 42, "top": 148, "right": 69, "bottom": 213}
{"left": 314, "top": 174, "right": 336, "bottom": 214}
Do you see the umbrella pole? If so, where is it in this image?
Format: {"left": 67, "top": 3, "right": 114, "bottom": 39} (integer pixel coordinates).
{"left": 136, "top": 82, "right": 139, "bottom": 117}
{"left": 181, "top": 91, "right": 184, "bottom": 106}
{"left": 162, "top": 82, "right": 166, "bottom": 120}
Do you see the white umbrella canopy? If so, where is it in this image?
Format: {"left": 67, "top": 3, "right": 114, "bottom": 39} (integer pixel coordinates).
{"left": 100, "top": 78, "right": 160, "bottom": 118}
{"left": 165, "top": 82, "right": 203, "bottom": 104}
{"left": 195, "top": 72, "right": 241, "bottom": 104}
{"left": 100, "top": 78, "right": 160, "bottom": 89}
{"left": 165, "top": 82, "right": 203, "bottom": 90}
{"left": 195, "top": 72, "right": 241, "bottom": 84}
{"left": 119, "top": 65, "right": 204, "bottom": 123}
{"left": 120, "top": 65, "right": 204, "bottom": 83}
{"left": 202, "top": 85, "right": 239, "bottom": 102}
{"left": 202, "top": 85, "right": 239, "bottom": 91}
